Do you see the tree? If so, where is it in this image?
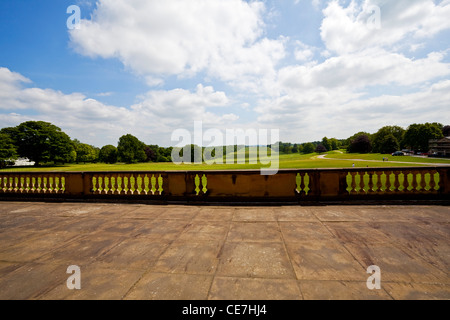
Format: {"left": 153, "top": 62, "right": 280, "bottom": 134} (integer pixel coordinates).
{"left": 99, "top": 145, "right": 118, "bottom": 164}
{"left": 348, "top": 134, "right": 372, "bottom": 153}
{"left": 0, "top": 133, "right": 18, "bottom": 168}
{"left": 292, "top": 144, "right": 299, "bottom": 153}
{"left": 372, "top": 126, "right": 405, "bottom": 153}
{"left": 144, "top": 145, "right": 158, "bottom": 162}
{"left": 321, "top": 137, "right": 331, "bottom": 152}
{"left": 315, "top": 144, "right": 327, "bottom": 154}
{"left": 402, "top": 123, "right": 443, "bottom": 152}
{"left": 378, "top": 134, "right": 400, "bottom": 154}
{"left": 302, "top": 143, "right": 315, "bottom": 154}
{"left": 443, "top": 125, "right": 450, "bottom": 137}
{"left": 330, "top": 138, "right": 341, "bottom": 151}
{"left": 117, "top": 134, "right": 146, "bottom": 164}
{"left": 14, "top": 121, "right": 73, "bottom": 165}
{"left": 75, "top": 143, "right": 98, "bottom": 163}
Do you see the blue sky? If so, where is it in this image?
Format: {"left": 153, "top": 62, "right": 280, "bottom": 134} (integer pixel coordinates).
{"left": 1, "top": 0, "right": 449, "bottom": 147}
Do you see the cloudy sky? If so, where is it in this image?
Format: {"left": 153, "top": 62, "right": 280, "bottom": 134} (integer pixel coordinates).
{"left": 1, "top": 0, "right": 449, "bottom": 147}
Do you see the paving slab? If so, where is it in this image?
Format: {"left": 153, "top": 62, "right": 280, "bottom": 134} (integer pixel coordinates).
{"left": 0, "top": 201, "right": 448, "bottom": 300}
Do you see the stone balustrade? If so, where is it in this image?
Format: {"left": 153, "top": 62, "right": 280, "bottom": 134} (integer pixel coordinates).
{"left": 1, "top": 167, "right": 449, "bottom": 203}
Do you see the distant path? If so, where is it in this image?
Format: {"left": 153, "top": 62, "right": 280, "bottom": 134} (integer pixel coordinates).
{"left": 316, "top": 154, "right": 450, "bottom": 166}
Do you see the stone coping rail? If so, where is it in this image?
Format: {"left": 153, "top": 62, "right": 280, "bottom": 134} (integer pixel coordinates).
{"left": 1, "top": 167, "right": 449, "bottom": 204}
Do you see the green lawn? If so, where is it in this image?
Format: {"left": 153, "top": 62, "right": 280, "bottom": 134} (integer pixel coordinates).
{"left": 324, "top": 151, "right": 450, "bottom": 164}
{"left": 1, "top": 151, "right": 448, "bottom": 172}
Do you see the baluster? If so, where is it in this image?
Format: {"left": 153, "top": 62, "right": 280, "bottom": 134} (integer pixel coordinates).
{"left": 150, "top": 174, "right": 156, "bottom": 195}
{"left": 359, "top": 172, "right": 366, "bottom": 194}
{"left": 40, "top": 175, "right": 46, "bottom": 193}
{"left": 136, "top": 174, "right": 142, "bottom": 195}
{"left": 367, "top": 171, "right": 374, "bottom": 193}
{"left": 29, "top": 176, "right": 35, "bottom": 193}
{"left": 60, "top": 175, "right": 66, "bottom": 193}
{"left": 115, "top": 175, "right": 121, "bottom": 195}
{"left": 300, "top": 173, "right": 307, "bottom": 196}
{"left": 429, "top": 170, "right": 437, "bottom": 192}
{"left": 54, "top": 175, "right": 60, "bottom": 193}
{"left": 104, "top": 175, "right": 110, "bottom": 194}
{"left": 110, "top": 174, "right": 117, "bottom": 195}
{"left": 124, "top": 174, "right": 132, "bottom": 195}
{"left": 11, "top": 176, "right": 16, "bottom": 193}
{"left": 304, "top": 173, "right": 311, "bottom": 195}
{"left": 420, "top": 172, "right": 427, "bottom": 192}
{"left": 202, "top": 174, "right": 208, "bottom": 194}
{"left": 411, "top": 170, "right": 418, "bottom": 192}
{"left": 16, "top": 176, "right": 21, "bottom": 193}
{"left": 40, "top": 176, "right": 46, "bottom": 193}
{"left": 129, "top": 174, "right": 136, "bottom": 194}
{"left": 116, "top": 174, "right": 123, "bottom": 195}
{"left": 195, "top": 174, "right": 200, "bottom": 195}
{"left": 141, "top": 174, "right": 148, "bottom": 195}
{"left": 107, "top": 174, "right": 113, "bottom": 195}
{"left": 3, "top": 176, "right": 8, "bottom": 192}
{"left": 101, "top": 175, "right": 108, "bottom": 194}
{"left": 49, "top": 175, "right": 55, "bottom": 193}
{"left": 403, "top": 171, "right": 410, "bottom": 193}
{"left": 0, "top": 176, "right": 4, "bottom": 193}
{"left": 24, "top": 175, "right": 30, "bottom": 193}
{"left": 42, "top": 176, "right": 48, "bottom": 193}
{"left": 92, "top": 175, "right": 99, "bottom": 195}
{"left": 296, "top": 173, "right": 306, "bottom": 196}
{"left": 348, "top": 172, "right": 356, "bottom": 194}
{"left": 34, "top": 176, "right": 40, "bottom": 194}
{"left": 158, "top": 174, "right": 164, "bottom": 195}
{"left": 148, "top": 174, "right": 154, "bottom": 195}
{"left": 16, "top": 175, "right": 24, "bottom": 193}
{"left": 295, "top": 173, "right": 301, "bottom": 194}
{"left": 103, "top": 175, "right": 109, "bottom": 194}
{"left": 49, "top": 175, "right": 55, "bottom": 194}
{"left": 47, "top": 175, "right": 54, "bottom": 194}
{"left": 55, "top": 175, "right": 62, "bottom": 194}
{"left": 375, "top": 172, "right": 383, "bottom": 193}
{"left": 98, "top": 175, "right": 104, "bottom": 194}
{"left": 2, "top": 176, "right": 7, "bottom": 193}
{"left": 120, "top": 175, "right": 126, "bottom": 194}
{"left": 3, "top": 176, "right": 8, "bottom": 193}
{"left": 134, "top": 174, "right": 141, "bottom": 195}
{"left": 12, "top": 175, "right": 18, "bottom": 193}
{"left": 384, "top": 171, "right": 392, "bottom": 193}
{"left": 55, "top": 175, "right": 60, "bottom": 193}
{"left": 28, "top": 175, "right": 33, "bottom": 193}
{"left": 393, "top": 172, "right": 400, "bottom": 192}
{"left": 106, "top": 174, "right": 111, "bottom": 194}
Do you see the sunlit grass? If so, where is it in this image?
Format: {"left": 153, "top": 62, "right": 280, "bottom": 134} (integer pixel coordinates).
{"left": 1, "top": 150, "right": 443, "bottom": 172}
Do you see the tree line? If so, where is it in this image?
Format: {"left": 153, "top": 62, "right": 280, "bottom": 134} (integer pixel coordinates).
{"left": 279, "top": 123, "right": 449, "bottom": 155}
{"left": 1, "top": 121, "right": 449, "bottom": 168}
{"left": 0, "top": 121, "right": 173, "bottom": 167}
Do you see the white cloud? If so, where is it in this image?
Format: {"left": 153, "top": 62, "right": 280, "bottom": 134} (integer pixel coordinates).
{"left": 257, "top": 45, "right": 450, "bottom": 142}
{"left": 278, "top": 48, "right": 450, "bottom": 92}
{"left": 0, "top": 68, "right": 235, "bottom": 147}
{"left": 255, "top": 79, "right": 450, "bottom": 143}
{"left": 294, "top": 41, "right": 316, "bottom": 62}
{"left": 320, "top": 0, "right": 450, "bottom": 54}
{"left": 69, "top": 0, "right": 286, "bottom": 92}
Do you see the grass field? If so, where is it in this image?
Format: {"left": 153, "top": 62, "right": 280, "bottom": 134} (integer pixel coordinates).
{"left": 2, "top": 150, "right": 449, "bottom": 172}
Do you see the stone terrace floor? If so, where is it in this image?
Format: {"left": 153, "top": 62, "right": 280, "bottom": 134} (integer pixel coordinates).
{"left": 0, "top": 201, "right": 449, "bottom": 300}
